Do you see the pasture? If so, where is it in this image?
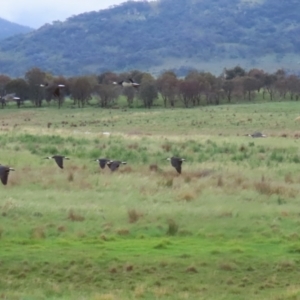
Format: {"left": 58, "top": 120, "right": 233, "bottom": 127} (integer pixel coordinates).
{"left": 1, "top": 102, "right": 300, "bottom": 299}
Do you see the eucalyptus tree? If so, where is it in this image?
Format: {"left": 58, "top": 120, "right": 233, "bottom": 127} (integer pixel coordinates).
{"left": 138, "top": 73, "right": 158, "bottom": 109}
{"left": 25, "top": 67, "right": 46, "bottom": 107}
{"left": 157, "top": 71, "right": 178, "bottom": 108}
{"left": 0, "top": 74, "right": 11, "bottom": 96}
{"left": 5, "top": 78, "right": 29, "bottom": 101}
{"left": 97, "top": 72, "right": 119, "bottom": 107}
{"left": 70, "top": 76, "right": 96, "bottom": 108}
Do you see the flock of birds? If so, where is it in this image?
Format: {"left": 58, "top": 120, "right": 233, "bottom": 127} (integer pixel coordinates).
{"left": 39, "top": 78, "right": 140, "bottom": 100}
{"left": 0, "top": 83, "right": 66, "bottom": 107}
{"left": 0, "top": 77, "right": 171, "bottom": 186}
{"left": 0, "top": 156, "right": 185, "bottom": 186}
{"left": 0, "top": 78, "right": 140, "bottom": 106}
{"left": 0, "top": 76, "right": 266, "bottom": 187}
{"left": 0, "top": 128, "right": 267, "bottom": 186}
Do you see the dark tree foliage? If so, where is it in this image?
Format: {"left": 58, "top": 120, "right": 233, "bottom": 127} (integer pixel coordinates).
{"left": 96, "top": 72, "right": 119, "bottom": 107}
{"left": 70, "top": 76, "right": 93, "bottom": 108}
{"left": 123, "top": 87, "right": 135, "bottom": 107}
{"left": 2, "top": 65, "right": 300, "bottom": 109}
{"left": 0, "top": 74, "right": 11, "bottom": 96}
{"left": 52, "top": 76, "right": 69, "bottom": 108}
{"left": 157, "top": 71, "right": 178, "bottom": 107}
{"left": 25, "top": 68, "right": 46, "bottom": 107}
{"left": 222, "top": 80, "right": 234, "bottom": 103}
{"left": 178, "top": 80, "right": 199, "bottom": 108}
{"left": 97, "top": 72, "right": 118, "bottom": 85}
{"left": 286, "top": 75, "right": 300, "bottom": 100}
{"left": 96, "top": 84, "right": 118, "bottom": 108}
{"left": 138, "top": 81, "right": 158, "bottom": 109}
{"left": 263, "top": 74, "right": 277, "bottom": 101}
{"left": 225, "top": 66, "right": 246, "bottom": 80}
{"left": 242, "top": 77, "right": 261, "bottom": 101}
{"left": 5, "top": 78, "right": 29, "bottom": 100}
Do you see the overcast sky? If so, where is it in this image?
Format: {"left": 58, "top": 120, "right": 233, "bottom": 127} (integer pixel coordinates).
{"left": 0, "top": 0, "right": 130, "bottom": 28}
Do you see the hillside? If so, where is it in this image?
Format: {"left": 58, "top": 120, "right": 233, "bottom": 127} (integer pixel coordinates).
{"left": 0, "top": 0, "right": 300, "bottom": 77}
{"left": 0, "top": 17, "right": 33, "bottom": 40}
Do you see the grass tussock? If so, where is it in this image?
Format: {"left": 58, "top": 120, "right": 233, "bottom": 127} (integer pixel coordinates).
{"left": 76, "top": 231, "right": 86, "bottom": 238}
{"left": 128, "top": 209, "right": 143, "bottom": 223}
{"left": 284, "top": 173, "right": 294, "bottom": 184}
{"left": 125, "top": 264, "right": 134, "bottom": 272}
{"left": 178, "top": 191, "right": 196, "bottom": 202}
{"left": 217, "top": 175, "right": 223, "bottom": 187}
{"left": 100, "top": 234, "right": 108, "bottom": 241}
{"left": 31, "top": 226, "right": 46, "bottom": 239}
{"left": 127, "top": 143, "right": 139, "bottom": 150}
{"left": 230, "top": 172, "right": 245, "bottom": 187}
{"left": 186, "top": 266, "right": 198, "bottom": 273}
{"left": 116, "top": 228, "right": 130, "bottom": 236}
{"left": 276, "top": 260, "right": 296, "bottom": 271}
{"left": 119, "top": 166, "right": 132, "bottom": 173}
{"left": 92, "top": 293, "right": 117, "bottom": 300}
{"left": 153, "top": 287, "right": 170, "bottom": 298}
{"left": 149, "top": 164, "right": 158, "bottom": 172}
{"left": 161, "top": 143, "right": 172, "bottom": 152}
{"left": 133, "top": 285, "right": 146, "bottom": 298}
{"left": 277, "top": 286, "right": 300, "bottom": 299}
{"left": 68, "top": 172, "right": 74, "bottom": 182}
{"left": 6, "top": 172, "right": 21, "bottom": 186}
{"left": 219, "top": 262, "right": 237, "bottom": 271}
{"left": 1, "top": 200, "right": 17, "bottom": 214}
{"left": 159, "top": 176, "right": 174, "bottom": 188}
{"left": 167, "top": 219, "right": 179, "bottom": 236}
{"left": 67, "top": 209, "right": 85, "bottom": 222}
{"left": 254, "top": 180, "right": 298, "bottom": 198}
{"left": 190, "top": 169, "right": 214, "bottom": 178}
{"left": 109, "top": 267, "right": 118, "bottom": 274}
{"left": 218, "top": 211, "right": 233, "bottom": 218}
{"left": 239, "top": 145, "right": 247, "bottom": 152}
{"left": 184, "top": 175, "right": 191, "bottom": 183}
{"left": 57, "top": 225, "right": 67, "bottom": 232}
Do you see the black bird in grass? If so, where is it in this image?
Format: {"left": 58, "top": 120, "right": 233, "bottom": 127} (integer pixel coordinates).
{"left": 94, "top": 158, "right": 111, "bottom": 169}
{"left": 247, "top": 132, "right": 267, "bottom": 138}
{"left": 113, "top": 78, "right": 140, "bottom": 89}
{"left": 0, "top": 165, "right": 15, "bottom": 185}
{"left": 45, "top": 155, "right": 70, "bottom": 169}
{"left": 167, "top": 157, "right": 185, "bottom": 174}
{"left": 106, "top": 160, "right": 127, "bottom": 171}
{"left": 40, "top": 83, "right": 65, "bottom": 98}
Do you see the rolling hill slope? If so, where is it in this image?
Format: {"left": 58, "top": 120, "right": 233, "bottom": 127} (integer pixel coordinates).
{"left": 0, "top": 0, "right": 300, "bottom": 76}
{"left": 0, "top": 17, "right": 33, "bottom": 40}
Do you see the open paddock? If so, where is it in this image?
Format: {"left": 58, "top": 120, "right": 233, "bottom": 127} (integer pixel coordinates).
{"left": 1, "top": 102, "right": 300, "bottom": 299}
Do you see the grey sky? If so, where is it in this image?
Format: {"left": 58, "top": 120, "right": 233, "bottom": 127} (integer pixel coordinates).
{"left": 0, "top": 0, "right": 129, "bottom": 28}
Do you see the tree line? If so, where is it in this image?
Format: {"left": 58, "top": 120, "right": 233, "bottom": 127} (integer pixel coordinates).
{"left": 1, "top": 66, "right": 300, "bottom": 109}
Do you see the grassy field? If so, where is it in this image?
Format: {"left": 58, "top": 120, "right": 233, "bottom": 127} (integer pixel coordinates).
{"left": 2, "top": 102, "right": 300, "bottom": 299}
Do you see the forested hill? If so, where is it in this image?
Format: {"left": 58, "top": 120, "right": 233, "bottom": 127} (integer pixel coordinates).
{"left": 0, "top": 17, "right": 33, "bottom": 40}
{"left": 0, "top": 0, "right": 300, "bottom": 77}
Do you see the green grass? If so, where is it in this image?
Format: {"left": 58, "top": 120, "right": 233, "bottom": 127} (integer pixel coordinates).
{"left": 2, "top": 102, "right": 300, "bottom": 299}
